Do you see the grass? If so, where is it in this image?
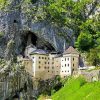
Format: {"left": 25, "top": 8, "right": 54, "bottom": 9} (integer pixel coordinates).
{"left": 52, "top": 76, "right": 100, "bottom": 100}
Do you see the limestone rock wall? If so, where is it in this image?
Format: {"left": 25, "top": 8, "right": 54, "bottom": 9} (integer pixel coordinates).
{"left": 0, "top": 0, "right": 73, "bottom": 59}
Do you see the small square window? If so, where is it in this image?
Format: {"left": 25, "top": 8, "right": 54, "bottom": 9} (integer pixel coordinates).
{"left": 39, "top": 66, "right": 41, "bottom": 69}
{"left": 44, "top": 67, "right": 46, "bottom": 69}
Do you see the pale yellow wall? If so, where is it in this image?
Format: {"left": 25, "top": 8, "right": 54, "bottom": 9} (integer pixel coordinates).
{"left": 22, "top": 52, "right": 79, "bottom": 80}
{"left": 54, "top": 57, "right": 61, "bottom": 75}
{"left": 22, "top": 58, "right": 33, "bottom": 76}
{"left": 30, "top": 54, "right": 56, "bottom": 80}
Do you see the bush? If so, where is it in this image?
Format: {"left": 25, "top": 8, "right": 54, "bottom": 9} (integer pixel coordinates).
{"left": 0, "top": 32, "right": 4, "bottom": 37}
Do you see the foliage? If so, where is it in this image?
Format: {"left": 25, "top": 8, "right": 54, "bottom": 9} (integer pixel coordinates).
{"left": 52, "top": 76, "right": 100, "bottom": 100}
{"left": 86, "top": 48, "right": 100, "bottom": 66}
{"left": 76, "top": 14, "right": 100, "bottom": 52}
{"left": 38, "top": 75, "right": 63, "bottom": 97}
{"left": 75, "top": 32, "right": 94, "bottom": 51}
{"left": 0, "top": 0, "right": 12, "bottom": 10}
{"left": 0, "top": 32, "right": 4, "bottom": 37}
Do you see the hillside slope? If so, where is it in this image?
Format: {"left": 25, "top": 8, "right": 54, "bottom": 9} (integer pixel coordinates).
{"left": 52, "top": 77, "right": 100, "bottom": 100}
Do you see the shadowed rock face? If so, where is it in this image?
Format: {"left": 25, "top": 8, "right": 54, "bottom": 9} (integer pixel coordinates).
{"left": 20, "top": 31, "right": 56, "bottom": 56}
{"left": 0, "top": 0, "right": 73, "bottom": 59}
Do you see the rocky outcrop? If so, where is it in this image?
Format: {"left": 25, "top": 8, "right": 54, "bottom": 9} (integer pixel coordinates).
{"left": 0, "top": 0, "right": 74, "bottom": 59}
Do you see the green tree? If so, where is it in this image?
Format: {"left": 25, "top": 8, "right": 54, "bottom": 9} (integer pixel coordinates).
{"left": 87, "top": 48, "right": 100, "bottom": 66}
{"left": 75, "top": 32, "right": 94, "bottom": 51}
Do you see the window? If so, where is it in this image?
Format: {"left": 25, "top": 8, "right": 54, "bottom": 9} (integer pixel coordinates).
{"left": 44, "top": 67, "right": 46, "bottom": 69}
{"left": 65, "top": 71, "right": 66, "bottom": 72}
{"left": 39, "top": 61, "right": 41, "bottom": 63}
{"left": 52, "top": 67, "right": 54, "bottom": 69}
{"left": 62, "top": 71, "right": 63, "bottom": 72}
{"left": 45, "top": 62, "right": 46, "bottom": 64}
{"left": 52, "top": 62, "right": 54, "bottom": 64}
{"left": 68, "top": 70, "right": 69, "bottom": 72}
{"left": 42, "top": 57, "right": 44, "bottom": 59}
{"left": 48, "top": 62, "right": 49, "bottom": 64}
{"left": 48, "top": 71, "right": 49, "bottom": 72}
{"left": 48, "top": 67, "right": 49, "bottom": 69}
{"left": 65, "top": 58, "right": 66, "bottom": 61}
{"left": 33, "top": 57, "right": 34, "bottom": 59}
{"left": 62, "top": 66, "right": 63, "bottom": 67}
{"left": 73, "top": 64, "right": 74, "bottom": 67}
{"left": 68, "top": 64, "right": 69, "bottom": 66}
{"left": 39, "top": 57, "right": 41, "bottom": 59}
{"left": 73, "top": 58, "right": 74, "bottom": 61}
{"left": 45, "top": 57, "right": 46, "bottom": 59}
{"left": 65, "top": 64, "right": 66, "bottom": 67}
{"left": 64, "top": 76, "right": 66, "bottom": 78}
{"left": 68, "top": 58, "right": 69, "bottom": 61}
{"left": 39, "top": 66, "right": 41, "bottom": 69}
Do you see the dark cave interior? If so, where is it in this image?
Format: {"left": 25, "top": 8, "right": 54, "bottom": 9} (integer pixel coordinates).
{"left": 21, "top": 31, "right": 56, "bottom": 56}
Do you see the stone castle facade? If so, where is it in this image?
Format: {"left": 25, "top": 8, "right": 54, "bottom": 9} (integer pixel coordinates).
{"left": 17, "top": 45, "right": 80, "bottom": 80}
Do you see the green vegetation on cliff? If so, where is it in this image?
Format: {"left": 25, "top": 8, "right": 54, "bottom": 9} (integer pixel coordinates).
{"left": 52, "top": 77, "right": 100, "bottom": 100}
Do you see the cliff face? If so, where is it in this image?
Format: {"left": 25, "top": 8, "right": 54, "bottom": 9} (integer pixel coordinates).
{"left": 0, "top": 0, "right": 73, "bottom": 59}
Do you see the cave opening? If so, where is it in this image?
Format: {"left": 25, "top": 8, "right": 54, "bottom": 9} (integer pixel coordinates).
{"left": 21, "top": 31, "right": 56, "bottom": 56}
{"left": 26, "top": 31, "right": 37, "bottom": 46}
{"left": 13, "top": 20, "right": 17, "bottom": 23}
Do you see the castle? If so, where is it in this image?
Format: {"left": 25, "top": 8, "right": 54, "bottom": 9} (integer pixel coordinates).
{"left": 18, "top": 44, "right": 79, "bottom": 80}
{"left": 17, "top": 34, "right": 80, "bottom": 80}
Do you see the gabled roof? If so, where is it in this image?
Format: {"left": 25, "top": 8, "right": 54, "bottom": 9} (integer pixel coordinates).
{"left": 63, "top": 46, "right": 79, "bottom": 55}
